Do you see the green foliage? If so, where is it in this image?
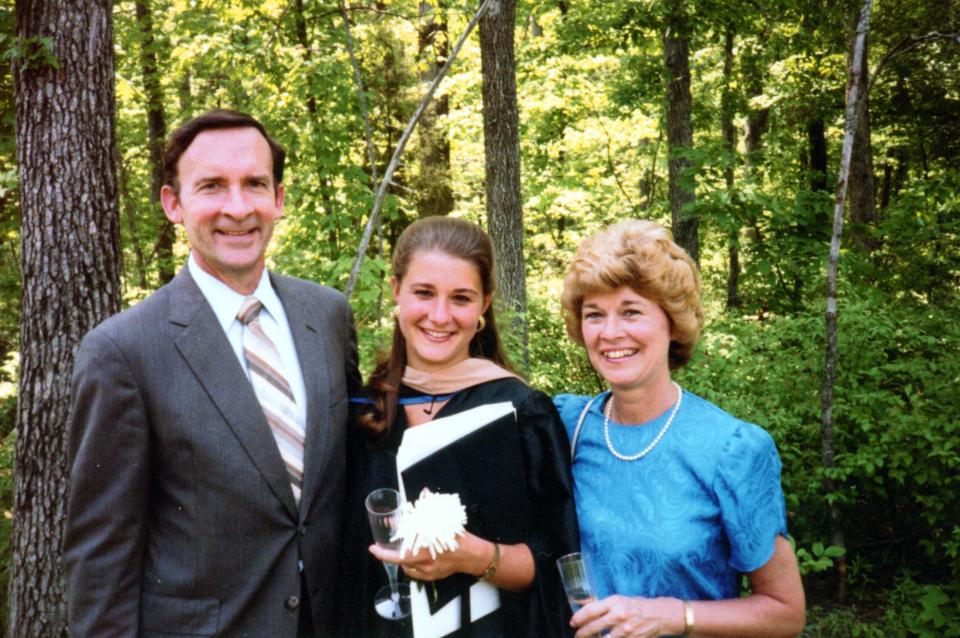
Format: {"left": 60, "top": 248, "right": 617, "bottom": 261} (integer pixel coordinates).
{"left": 854, "top": 173, "right": 960, "bottom": 302}
{"left": 0, "top": 0, "right": 19, "bottom": 399}
{"left": 524, "top": 289, "right": 599, "bottom": 396}
{"left": 796, "top": 542, "right": 846, "bottom": 575}
{"left": 1, "top": 0, "right": 958, "bottom": 627}
{"left": 0, "top": 430, "right": 13, "bottom": 631}
{"left": 804, "top": 575, "right": 960, "bottom": 637}
{"left": 0, "top": 34, "right": 59, "bottom": 71}
{"left": 682, "top": 281, "right": 960, "bottom": 582}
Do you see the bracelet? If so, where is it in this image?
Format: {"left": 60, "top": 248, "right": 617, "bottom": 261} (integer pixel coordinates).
{"left": 683, "top": 599, "right": 695, "bottom": 636}
{"left": 481, "top": 542, "right": 500, "bottom": 580}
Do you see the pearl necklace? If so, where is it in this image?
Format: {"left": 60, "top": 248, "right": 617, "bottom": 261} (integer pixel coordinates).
{"left": 603, "top": 382, "right": 683, "bottom": 462}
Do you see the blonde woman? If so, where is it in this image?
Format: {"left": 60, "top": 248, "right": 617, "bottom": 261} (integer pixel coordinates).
{"left": 554, "top": 220, "right": 805, "bottom": 638}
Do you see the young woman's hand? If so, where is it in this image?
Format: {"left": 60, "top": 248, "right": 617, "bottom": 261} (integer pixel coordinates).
{"left": 368, "top": 531, "right": 491, "bottom": 582}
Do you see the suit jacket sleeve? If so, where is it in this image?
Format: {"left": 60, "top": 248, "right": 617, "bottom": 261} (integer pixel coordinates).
{"left": 64, "top": 327, "right": 149, "bottom": 637}
{"left": 342, "top": 296, "right": 362, "bottom": 401}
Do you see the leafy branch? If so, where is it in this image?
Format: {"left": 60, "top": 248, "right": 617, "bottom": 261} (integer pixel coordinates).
{"left": 1, "top": 35, "right": 59, "bottom": 72}
{"left": 868, "top": 31, "right": 960, "bottom": 97}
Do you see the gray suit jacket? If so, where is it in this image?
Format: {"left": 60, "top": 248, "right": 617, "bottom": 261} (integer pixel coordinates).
{"left": 64, "top": 267, "right": 360, "bottom": 637}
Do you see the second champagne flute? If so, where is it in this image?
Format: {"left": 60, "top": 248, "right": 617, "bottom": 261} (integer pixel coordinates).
{"left": 557, "top": 552, "right": 603, "bottom": 636}
{"left": 366, "top": 487, "right": 411, "bottom": 620}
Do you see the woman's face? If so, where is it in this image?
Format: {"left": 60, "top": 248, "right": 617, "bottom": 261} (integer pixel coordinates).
{"left": 580, "top": 286, "right": 673, "bottom": 393}
{"left": 392, "top": 250, "right": 491, "bottom": 373}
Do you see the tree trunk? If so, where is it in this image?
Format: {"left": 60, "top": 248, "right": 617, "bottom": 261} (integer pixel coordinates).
{"left": 479, "top": 0, "right": 528, "bottom": 369}
{"left": 663, "top": 0, "right": 698, "bottom": 264}
{"left": 178, "top": 69, "right": 192, "bottom": 116}
{"left": 721, "top": 26, "right": 740, "bottom": 309}
{"left": 134, "top": 0, "right": 174, "bottom": 284}
{"left": 742, "top": 31, "right": 770, "bottom": 167}
{"left": 744, "top": 106, "right": 769, "bottom": 160}
{"left": 848, "top": 94, "right": 876, "bottom": 225}
{"left": 846, "top": 19, "right": 877, "bottom": 246}
{"left": 809, "top": 118, "right": 828, "bottom": 193}
{"left": 741, "top": 33, "right": 770, "bottom": 272}
{"left": 821, "top": 0, "right": 873, "bottom": 604}
{"left": 118, "top": 150, "right": 148, "bottom": 289}
{"left": 879, "top": 146, "right": 906, "bottom": 212}
{"left": 295, "top": 0, "right": 339, "bottom": 251}
{"left": 10, "top": 1, "right": 122, "bottom": 635}
{"left": 417, "top": 0, "right": 454, "bottom": 218}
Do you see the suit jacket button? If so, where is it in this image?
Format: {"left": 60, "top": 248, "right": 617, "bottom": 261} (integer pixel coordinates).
{"left": 285, "top": 595, "right": 300, "bottom": 610}
{"left": 299, "top": 525, "right": 307, "bottom": 536}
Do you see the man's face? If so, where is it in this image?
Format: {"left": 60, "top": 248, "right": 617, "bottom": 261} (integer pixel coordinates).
{"left": 161, "top": 127, "right": 284, "bottom": 294}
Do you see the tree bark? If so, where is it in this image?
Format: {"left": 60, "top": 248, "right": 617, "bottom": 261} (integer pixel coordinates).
{"left": 879, "top": 146, "right": 906, "bottom": 212}
{"left": 821, "top": 0, "right": 873, "bottom": 604}
{"left": 738, "top": 29, "right": 771, "bottom": 307}
{"left": 118, "top": 149, "right": 148, "bottom": 289}
{"left": 663, "top": 0, "right": 698, "bottom": 264}
{"left": 134, "top": 0, "right": 174, "bottom": 283}
{"left": 295, "top": 0, "right": 340, "bottom": 250}
{"left": 808, "top": 118, "right": 828, "bottom": 193}
{"left": 846, "top": 21, "right": 877, "bottom": 242}
{"left": 742, "top": 31, "right": 770, "bottom": 166}
{"left": 479, "top": 0, "right": 529, "bottom": 369}
{"left": 721, "top": 26, "right": 740, "bottom": 309}
{"left": 744, "top": 106, "right": 769, "bottom": 160}
{"left": 417, "top": 0, "right": 454, "bottom": 218}
{"left": 10, "top": 1, "right": 121, "bottom": 635}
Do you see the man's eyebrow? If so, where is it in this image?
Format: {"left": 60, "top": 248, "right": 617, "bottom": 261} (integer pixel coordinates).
{"left": 194, "top": 174, "right": 226, "bottom": 183}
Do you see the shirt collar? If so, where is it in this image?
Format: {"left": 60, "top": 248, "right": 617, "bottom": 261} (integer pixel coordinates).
{"left": 188, "top": 253, "right": 284, "bottom": 331}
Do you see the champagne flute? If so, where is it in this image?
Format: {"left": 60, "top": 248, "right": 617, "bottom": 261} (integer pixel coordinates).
{"left": 557, "top": 552, "right": 602, "bottom": 636}
{"left": 366, "top": 488, "right": 411, "bottom": 620}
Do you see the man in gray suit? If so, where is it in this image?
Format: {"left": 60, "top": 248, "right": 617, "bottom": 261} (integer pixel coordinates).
{"left": 64, "top": 109, "right": 360, "bottom": 637}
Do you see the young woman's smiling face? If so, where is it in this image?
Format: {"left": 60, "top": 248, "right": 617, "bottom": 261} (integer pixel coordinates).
{"left": 392, "top": 250, "right": 491, "bottom": 373}
{"left": 580, "top": 286, "right": 673, "bottom": 393}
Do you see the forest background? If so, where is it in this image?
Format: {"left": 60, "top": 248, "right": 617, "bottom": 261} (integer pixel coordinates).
{"left": 0, "top": 0, "right": 958, "bottom": 636}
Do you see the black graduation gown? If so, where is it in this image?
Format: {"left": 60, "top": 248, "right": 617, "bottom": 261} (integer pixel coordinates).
{"left": 338, "top": 378, "right": 579, "bottom": 638}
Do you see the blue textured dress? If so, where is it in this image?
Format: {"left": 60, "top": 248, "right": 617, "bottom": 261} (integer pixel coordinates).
{"left": 554, "top": 390, "right": 788, "bottom": 602}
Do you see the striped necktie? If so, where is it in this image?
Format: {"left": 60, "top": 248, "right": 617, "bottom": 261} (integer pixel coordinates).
{"left": 237, "top": 297, "right": 304, "bottom": 504}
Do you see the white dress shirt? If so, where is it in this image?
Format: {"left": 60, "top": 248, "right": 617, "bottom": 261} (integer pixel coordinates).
{"left": 188, "top": 254, "right": 308, "bottom": 426}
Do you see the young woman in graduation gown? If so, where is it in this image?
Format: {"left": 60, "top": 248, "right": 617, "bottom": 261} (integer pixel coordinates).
{"left": 339, "top": 217, "right": 578, "bottom": 638}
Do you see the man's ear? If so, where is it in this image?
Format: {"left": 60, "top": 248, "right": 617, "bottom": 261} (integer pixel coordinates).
{"left": 274, "top": 183, "right": 286, "bottom": 216}
{"left": 160, "top": 184, "right": 182, "bottom": 224}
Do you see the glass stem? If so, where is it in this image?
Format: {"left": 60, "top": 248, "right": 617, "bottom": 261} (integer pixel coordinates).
{"left": 383, "top": 561, "right": 400, "bottom": 598}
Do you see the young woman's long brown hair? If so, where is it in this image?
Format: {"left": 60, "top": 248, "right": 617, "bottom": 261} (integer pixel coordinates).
{"left": 359, "top": 217, "right": 516, "bottom": 438}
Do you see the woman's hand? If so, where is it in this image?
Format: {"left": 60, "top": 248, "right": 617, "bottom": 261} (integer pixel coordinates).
{"left": 368, "top": 531, "right": 491, "bottom": 582}
{"left": 571, "top": 595, "right": 685, "bottom": 638}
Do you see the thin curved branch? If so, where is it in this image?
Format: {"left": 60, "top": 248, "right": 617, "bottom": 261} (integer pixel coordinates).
{"left": 866, "top": 31, "right": 960, "bottom": 98}
{"left": 345, "top": 0, "right": 498, "bottom": 298}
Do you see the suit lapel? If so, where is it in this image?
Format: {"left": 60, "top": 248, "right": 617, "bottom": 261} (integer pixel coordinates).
{"left": 169, "top": 268, "right": 299, "bottom": 519}
{"left": 273, "top": 274, "right": 332, "bottom": 517}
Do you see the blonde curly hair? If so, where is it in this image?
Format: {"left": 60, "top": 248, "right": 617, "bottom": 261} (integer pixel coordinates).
{"left": 561, "top": 219, "right": 704, "bottom": 369}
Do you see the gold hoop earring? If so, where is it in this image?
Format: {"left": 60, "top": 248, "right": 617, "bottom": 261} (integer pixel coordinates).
{"left": 392, "top": 306, "right": 400, "bottom": 320}
{"left": 477, "top": 315, "right": 486, "bottom": 332}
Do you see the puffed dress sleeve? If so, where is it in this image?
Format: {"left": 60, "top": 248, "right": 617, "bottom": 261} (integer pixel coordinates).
{"left": 714, "top": 422, "right": 790, "bottom": 573}
{"left": 552, "top": 393, "right": 595, "bottom": 448}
